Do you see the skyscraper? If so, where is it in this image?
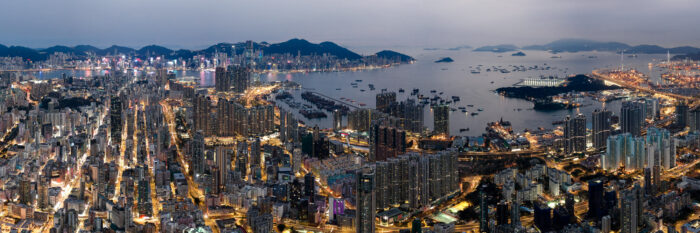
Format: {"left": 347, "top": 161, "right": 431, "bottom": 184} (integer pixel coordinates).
{"left": 215, "top": 67, "right": 230, "bottom": 92}
{"left": 621, "top": 100, "right": 645, "bottom": 136}
{"left": 479, "top": 189, "right": 489, "bottom": 233}
{"left": 620, "top": 189, "right": 638, "bottom": 233}
{"left": 588, "top": 179, "right": 604, "bottom": 221}
{"left": 592, "top": 109, "right": 612, "bottom": 150}
{"left": 676, "top": 101, "right": 689, "bottom": 128}
{"left": 376, "top": 91, "right": 397, "bottom": 113}
{"left": 333, "top": 109, "right": 343, "bottom": 131}
{"left": 563, "top": 114, "right": 586, "bottom": 154}
{"left": 355, "top": 166, "right": 376, "bottom": 233}
{"left": 230, "top": 65, "right": 250, "bottom": 93}
{"left": 433, "top": 104, "right": 450, "bottom": 135}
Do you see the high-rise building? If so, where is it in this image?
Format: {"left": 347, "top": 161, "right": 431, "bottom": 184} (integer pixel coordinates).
{"left": 690, "top": 106, "right": 700, "bottom": 132}
{"left": 603, "top": 133, "right": 646, "bottom": 171}
{"left": 676, "top": 101, "right": 689, "bottom": 128}
{"left": 563, "top": 114, "right": 586, "bottom": 154}
{"left": 511, "top": 199, "right": 520, "bottom": 227}
{"left": 602, "top": 215, "right": 611, "bottom": 233}
{"left": 620, "top": 189, "right": 638, "bottom": 233}
{"left": 190, "top": 131, "right": 206, "bottom": 176}
{"left": 369, "top": 122, "right": 406, "bottom": 162}
{"left": 621, "top": 100, "right": 645, "bottom": 136}
{"left": 588, "top": 179, "right": 604, "bottom": 221}
{"left": 592, "top": 109, "right": 612, "bottom": 150}
{"left": 348, "top": 108, "right": 373, "bottom": 132}
{"left": 230, "top": 66, "right": 250, "bottom": 93}
{"left": 646, "top": 127, "right": 675, "bottom": 170}
{"left": 376, "top": 91, "right": 397, "bottom": 113}
{"left": 433, "top": 104, "right": 450, "bottom": 135}
{"left": 479, "top": 189, "right": 489, "bottom": 233}
{"left": 215, "top": 67, "right": 230, "bottom": 92}
{"left": 396, "top": 99, "right": 424, "bottom": 133}
{"left": 333, "top": 110, "right": 343, "bottom": 131}
{"left": 534, "top": 201, "right": 552, "bottom": 232}
{"left": 496, "top": 201, "right": 510, "bottom": 226}
{"left": 355, "top": 166, "right": 376, "bottom": 233}
{"left": 194, "top": 94, "right": 213, "bottom": 136}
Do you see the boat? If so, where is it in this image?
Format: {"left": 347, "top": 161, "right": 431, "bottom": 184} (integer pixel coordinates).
{"left": 490, "top": 81, "right": 495, "bottom": 84}
{"left": 430, "top": 90, "right": 437, "bottom": 93}
{"left": 459, "top": 128, "right": 470, "bottom": 132}
{"left": 450, "top": 108, "right": 457, "bottom": 111}
{"left": 355, "top": 79, "right": 363, "bottom": 82}
{"left": 452, "top": 96, "right": 460, "bottom": 101}
{"left": 458, "top": 106, "right": 466, "bottom": 110}
{"left": 467, "top": 104, "right": 474, "bottom": 107}
{"left": 360, "top": 89, "right": 365, "bottom": 92}
{"left": 399, "top": 88, "right": 405, "bottom": 93}
{"left": 336, "top": 88, "right": 341, "bottom": 90}
{"left": 477, "top": 108, "right": 483, "bottom": 111}
{"left": 471, "top": 112, "right": 479, "bottom": 116}
{"left": 461, "top": 109, "right": 467, "bottom": 113}
{"left": 471, "top": 70, "right": 480, "bottom": 74}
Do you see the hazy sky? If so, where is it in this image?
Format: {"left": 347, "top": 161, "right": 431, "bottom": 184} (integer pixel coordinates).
{"left": 2, "top": 0, "right": 699, "bottom": 50}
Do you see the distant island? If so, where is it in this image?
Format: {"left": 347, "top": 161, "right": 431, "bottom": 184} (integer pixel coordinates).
{"left": 423, "top": 45, "right": 471, "bottom": 51}
{"left": 373, "top": 50, "right": 415, "bottom": 63}
{"left": 473, "top": 44, "right": 519, "bottom": 53}
{"left": 672, "top": 52, "right": 700, "bottom": 61}
{"left": 496, "top": 74, "right": 620, "bottom": 110}
{"left": 521, "top": 38, "right": 700, "bottom": 54}
{"left": 0, "top": 38, "right": 414, "bottom": 62}
{"left": 435, "top": 57, "right": 454, "bottom": 63}
{"left": 511, "top": 51, "right": 526, "bottom": 56}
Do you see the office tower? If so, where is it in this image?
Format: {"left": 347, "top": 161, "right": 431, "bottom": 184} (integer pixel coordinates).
{"left": 601, "top": 215, "right": 611, "bottom": 233}
{"left": 479, "top": 190, "right": 489, "bottom": 233}
{"left": 433, "top": 104, "right": 450, "bottom": 135}
{"left": 348, "top": 108, "right": 373, "bottom": 132}
{"left": 653, "top": 164, "right": 661, "bottom": 191}
{"left": 620, "top": 190, "right": 638, "bottom": 233}
{"left": 333, "top": 110, "right": 343, "bottom": 131}
{"left": 534, "top": 201, "right": 552, "bottom": 232}
{"left": 38, "top": 176, "right": 49, "bottom": 210}
{"left": 496, "top": 201, "right": 509, "bottom": 226}
{"left": 621, "top": 100, "right": 645, "bottom": 136}
{"left": 230, "top": 66, "right": 250, "bottom": 93}
{"left": 633, "top": 184, "right": 644, "bottom": 229}
{"left": 110, "top": 96, "right": 123, "bottom": 144}
{"left": 588, "top": 180, "right": 604, "bottom": 220}
{"left": 691, "top": 106, "right": 700, "bottom": 132}
{"left": 215, "top": 67, "right": 230, "bottom": 92}
{"left": 592, "top": 109, "right": 612, "bottom": 150}
{"left": 552, "top": 206, "right": 572, "bottom": 231}
{"left": 369, "top": 122, "right": 406, "bottom": 162}
{"left": 355, "top": 166, "right": 376, "bottom": 233}
{"left": 676, "top": 101, "right": 689, "bottom": 128}
{"left": 250, "top": 138, "right": 261, "bottom": 168}
{"left": 376, "top": 91, "right": 397, "bottom": 113}
{"left": 563, "top": 114, "right": 586, "bottom": 154}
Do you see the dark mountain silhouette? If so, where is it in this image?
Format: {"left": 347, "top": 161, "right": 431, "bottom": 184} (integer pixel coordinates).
{"left": 473, "top": 44, "right": 519, "bottom": 53}
{"left": 373, "top": 50, "right": 415, "bottom": 62}
{"left": 522, "top": 39, "right": 700, "bottom": 54}
{"left": 138, "top": 45, "right": 174, "bottom": 57}
{"left": 0, "top": 39, "right": 410, "bottom": 62}
{"left": 262, "top": 39, "right": 362, "bottom": 60}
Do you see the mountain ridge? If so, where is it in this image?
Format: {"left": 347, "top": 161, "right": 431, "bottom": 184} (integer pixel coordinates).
{"left": 0, "top": 39, "right": 413, "bottom": 62}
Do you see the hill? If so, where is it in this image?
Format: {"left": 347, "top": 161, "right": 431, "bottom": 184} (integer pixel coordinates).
{"left": 0, "top": 39, "right": 411, "bottom": 62}
{"left": 523, "top": 39, "right": 700, "bottom": 54}
{"left": 473, "top": 44, "right": 519, "bottom": 53}
{"left": 374, "top": 50, "right": 414, "bottom": 63}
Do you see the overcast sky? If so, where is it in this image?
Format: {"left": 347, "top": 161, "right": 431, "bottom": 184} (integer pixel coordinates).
{"left": 2, "top": 0, "right": 699, "bottom": 50}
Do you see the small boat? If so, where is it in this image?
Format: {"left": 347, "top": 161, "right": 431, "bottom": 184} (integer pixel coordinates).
{"left": 398, "top": 88, "right": 405, "bottom": 93}
{"left": 355, "top": 79, "right": 363, "bottom": 82}
{"left": 452, "top": 96, "right": 460, "bottom": 101}
{"left": 471, "top": 70, "right": 480, "bottom": 74}
{"left": 336, "top": 88, "right": 341, "bottom": 90}
{"left": 471, "top": 112, "right": 479, "bottom": 116}
{"left": 450, "top": 108, "right": 457, "bottom": 111}
{"left": 459, "top": 128, "right": 470, "bottom": 132}
{"left": 467, "top": 104, "right": 474, "bottom": 107}
{"left": 430, "top": 90, "right": 437, "bottom": 93}
{"left": 490, "top": 81, "right": 495, "bottom": 84}
{"left": 461, "top": 109, "right": 467, "bottom": 113}
{"left": 477, "top": 108, "right": 484, "bottom": 111}
{"left": 360, "top": 89, "right": 365, "bottom": 92}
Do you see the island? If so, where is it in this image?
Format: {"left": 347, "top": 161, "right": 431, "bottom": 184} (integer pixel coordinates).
{"left": 496, "top": 74, "right": 620, "bottom": 110}
{"left": 435, "top": 57, "right": 454, "bottom": 63}
{"left": 511, "top": 51, "right": 526, "bottom": 56}
{"left": 473, "top": 44, "right": 519, "bottom": 53}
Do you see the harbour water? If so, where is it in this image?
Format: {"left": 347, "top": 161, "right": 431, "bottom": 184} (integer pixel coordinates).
{"left": 27, "top": 49, "right": 667, "bottom": 135}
